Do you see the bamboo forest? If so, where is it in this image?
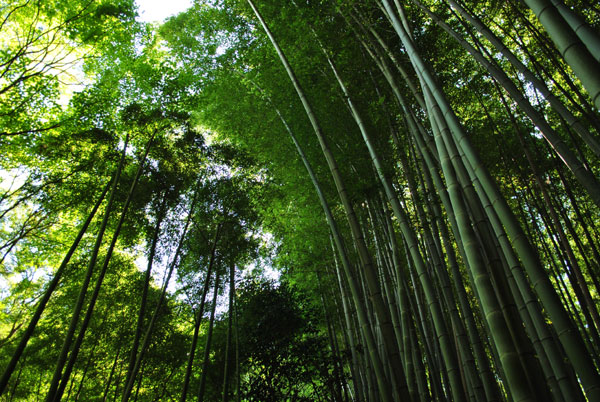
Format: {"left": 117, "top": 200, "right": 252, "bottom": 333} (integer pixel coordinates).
{"left": 2, "top": 0, "right": 600, "bottom": 400}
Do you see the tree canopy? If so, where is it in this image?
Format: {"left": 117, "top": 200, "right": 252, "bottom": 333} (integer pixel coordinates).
{"left": 1, "top": 0, "right": 600, "bottom": 401}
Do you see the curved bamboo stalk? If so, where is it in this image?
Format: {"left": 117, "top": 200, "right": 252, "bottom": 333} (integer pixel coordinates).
{"left": 524, "top": 0, "right": 600, "bottom": 108}
{"left": 245, "top": 1, "right": 408, "bottom": 400}
{"left": 379, "top": 1, "right": 600, "bottom": 398}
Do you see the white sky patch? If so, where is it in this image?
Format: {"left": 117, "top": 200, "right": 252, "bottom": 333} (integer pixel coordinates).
{"left": 0, "top": 169, "right": 28, "bottom": 192}
{"left": 136, "top": 0, "right": 193, "bottom": 22}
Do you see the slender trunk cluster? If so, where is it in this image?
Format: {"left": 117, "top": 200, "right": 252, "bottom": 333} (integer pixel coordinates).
{"left": 245, "top": 0, "right": 600, "bottom": 400}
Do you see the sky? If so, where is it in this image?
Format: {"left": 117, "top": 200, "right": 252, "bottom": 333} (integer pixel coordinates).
{"left": 136, "top": 0, "right": 193, "bottom": 22}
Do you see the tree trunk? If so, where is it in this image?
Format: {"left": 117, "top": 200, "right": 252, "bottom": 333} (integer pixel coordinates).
{"left": 124, "top": 191, "right": 169, "bottom": 392}
{"left": 197, "top": 269, "right": 221, "bottom": 402}
{"left": 222, "top": 262, "right": 235, "bottom": 402}
{"left": 180, "top": 224, "right": 221, "bottom": 402}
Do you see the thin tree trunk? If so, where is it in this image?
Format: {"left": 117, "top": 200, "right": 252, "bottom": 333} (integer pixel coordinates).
{"left": 73, "top": 340, "right": 99, "bottom": 401}
{"left": 234, "top": 281, "right": 240, "bottom": 402}
{"left": 317, "top": 270, "right": 346, "bottom": 402}
{"left": 197, "top": 269, "right": 221, "bottom": 402}
{"left": 124, "top": 191, "right": 169, "bottom": 392}
{"left": 103, "top": 345, "right": 122, "bottom": 401}
{"left": 329, "top": 241, "right": 364, "bottom": 402}
{"left": 181, "top": 225, "right": 221, "bottom": 402}
{"left": 222, "top": 262, "right": 235, "bottom": 402}
{"left": 7, "top": 357, "right": 24, "bottom": 402}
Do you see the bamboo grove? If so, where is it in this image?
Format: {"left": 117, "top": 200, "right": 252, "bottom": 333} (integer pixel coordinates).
{"left": 1, "top": 0, "right": 600, "bottom": 401}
